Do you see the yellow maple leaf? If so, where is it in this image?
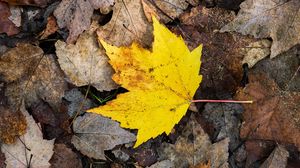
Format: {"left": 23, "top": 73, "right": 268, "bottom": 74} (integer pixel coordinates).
{"left": 87, "top": 17, "right": 202, "bottom": 147}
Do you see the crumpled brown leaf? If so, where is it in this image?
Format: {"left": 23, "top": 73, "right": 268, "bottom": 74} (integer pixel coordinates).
{"left": 236, "top": 73, "right": 300, "bottom": 148}
{"left": 0, "top": 43, "right": 67, "bottom": 110}
{"left": 50, "top": 144, "right": 82, "bottom": 168}
{"left": 260, "top": 145, "right": 289, "bottom": 168}
{"left": 221, "top": 0, "right": 300, "bottom": 58}
{"left": 0, "top": 2, "right": 19, "bottom": 36}
{"left": 158, "top": 114, "right": 229, "bottom": 167}
{"left": 97, "top": 0, "right": 152, "bottom": 47}
{"left": 141, "top": 0, "right": 199, "bottom": 23}
{"left": 54, "top": 0, "right": 115, "bottom": 43}
{"left": 72, "top": 113, "right": 136, "bottom": 160}
{"left": 0, "top": 106, "right": 27, "bottom": 144}
{"left": 55, "top": 28, "right": 118, "bottom": 91}
{"left": 1, "top": 103, "right": 54, "bottom": 168}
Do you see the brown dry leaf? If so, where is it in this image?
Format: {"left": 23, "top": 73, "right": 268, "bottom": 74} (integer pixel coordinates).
{"left": 97, "top": 0, "right": 152, "bottom": 47}
{"left": 260, "top": 145, "right": 289, "bottom": 168}
{"left": 142, "top": 0, "right": 199, "bottom": 23}
{"left": 54, "top": 0, "right": 114, "bottom": 43}
{"left": 39, "top": 16, "right": 58, "bottom": 40}
{"left": 235, "top": 73, "right": 300, "bottom": 148}
{"left": 177, "top": 6, "right": 255, "bottom": 99}
{"left": 221, "top": 0, "right": 300, "bottom": 58}
{"left": 158, "top": 114, "right": 229, "bottom": 167}
{"left": 0, "top": 106, "right": 27, "bottom": 144}
{"left": 2, "top": 0, "right": 49, "bottom": 7}
{"left": 1, "top": 103, "right": 54, "bottom": 168}
{"left": 0, "top": 2, "right": 19, "bottom": 36}
{"left": 72, "top": 113, "right": 136, "bottom": 160}
{"left": 50, "top": 144, "right": 82, "bottom": 168}
{"left": 0, "top": 43, "right": 67, "bottom": 110}
{"left": 55, "top": 28, "right": 118, "bottom": 91}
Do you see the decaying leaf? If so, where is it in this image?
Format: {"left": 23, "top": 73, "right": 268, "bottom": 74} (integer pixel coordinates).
{"left": 88, "top": 17, "right": 202, "bottom": 147}
{"left": 97, "top": 0, "right": 152, "bottom": 47}
{"left": 55, "top": 29, "right": 118, "bottom": 91}
{"left": 142, "top": 0, "right": 199, "bottom": 23}
{"left": 260, "top": 145, "right": 289, "bottom": 168}
{"left": 0, "top": 106, "right": 27, "bottom": 144}
{"left": 158, "top": 114, "right": 229, "bottom": 167}
{"left": 235, "top": 73, "right": 300, "bottom": 148}
{"left": 0, "top": 2, "right": 19, "bottom": 36}
{"left": 221, "top": 0, "right": 300, "bottom": 58}
{"left": 177, "top": 6, "right": 255, "bottom": 99}
{"left": 0, "top": 44, "right": 67, "bottom": 110}
{"left": 72, "top": 113, "right": 136, "bottom": 160}
{"left": 50, "top": 144, "right": 82, "bottom": 168}
{"left": 54, "top": 0, "right": 114, "bottom": 43}
{"left": 1, "top": 104, "right": 54, "bottom": 168}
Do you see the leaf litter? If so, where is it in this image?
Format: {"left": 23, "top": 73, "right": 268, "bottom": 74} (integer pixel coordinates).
{"left": 0, "top": 0, "right": 300, "bottom": 167}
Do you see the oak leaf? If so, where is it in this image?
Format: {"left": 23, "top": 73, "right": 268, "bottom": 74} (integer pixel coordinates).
{"left": 88, "top": 17, "right": 202, "bottom": 147}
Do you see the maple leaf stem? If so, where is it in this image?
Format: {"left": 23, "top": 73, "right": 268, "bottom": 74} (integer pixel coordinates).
{"left": 191, "top": 99, "right": 253, "bottom": 104}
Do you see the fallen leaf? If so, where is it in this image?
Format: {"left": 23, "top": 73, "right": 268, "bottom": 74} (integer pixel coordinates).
{"left": 242, "top": 39, "right": 271, "bottom": 68}
{"left": 158, "top": 114, "right": 229, "bottom": 167}
{"left": 88, "top": 17, "right": 202, "bottom": 147}
{"left": 220, "top": 0, "right": 300, "bottom": 58}
{"left": 148, "top": 160, "right": 174, "bottom": 168}
{"left": 2, "top": 0, "right": 48, "bottom": 7}
{"left": 244, "top": 140, "right": 275, "bottom": 168}
{"left": 176, "top": 6, "right": 256, "bottom": 99}
{"left": 39, "top": 16, "right": 58, "bottom": 40}
{"left": 54, "top": 0, "right": 114, "bottom": 43}
{"left": 193, "top": 161, "right": 210, "bottom": 168}
{"left": 64, "top": 88, "right": 95, "bottom": 117}
{"left": 235, "top": 73, "right": 300, "bottom": 148}
{"left": 0, "top": 2, "right": 19, "bottom": 36}
{"left": 8, "top": 5, "right": 21, "bottom": 27}
{"left": 251, "top": 46, "right": 300, "bottom": 91}
{"left": 201, "top": 103, "right": 243, "bottom": 152}
{"left": 72, "top": 113, "right": 136, "bottom": 160}
{"left": 50, "top": 144, "right": 82, "bottom": 168}
{"left": 142, "top": 0, "right": 199, "bottom": 23}
{"left": 1, "top": 103, "right": 54, "bottom": 168}
{"left": 0, "top": 106, "right": 27, "bottom": 144}
{"left": 55, "top": 29, "right": 118, "bottom": 91}
{"left": 260, "top": 145, "right": 289, "bottom": 168}
{"left": 97, "top": 0, "right": 152, "bottom": 47}
{"left": 0, "top": 43, "right": 68, "bottom": 110}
